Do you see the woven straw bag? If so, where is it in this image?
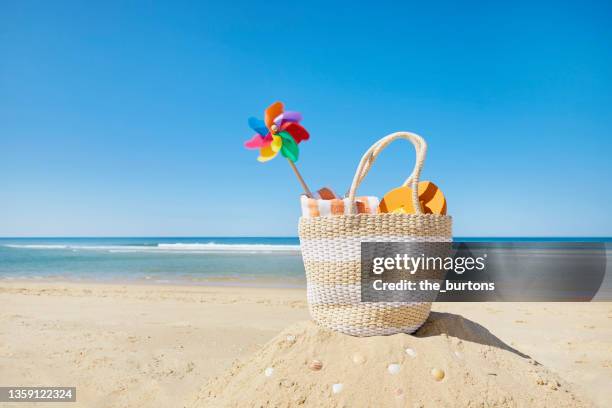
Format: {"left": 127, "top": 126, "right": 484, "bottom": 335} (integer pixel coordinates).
{"left": 298, "top": 132, "right": 452, "bottom": 336}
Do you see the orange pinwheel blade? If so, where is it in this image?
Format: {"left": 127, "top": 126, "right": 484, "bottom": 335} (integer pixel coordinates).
{"left": 264, "top": 101, "right": 284, "bottom": 130}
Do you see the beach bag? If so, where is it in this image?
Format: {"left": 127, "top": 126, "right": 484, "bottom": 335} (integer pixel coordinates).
{"left": 298, "top": 132, "right": 452, "bottom": 336}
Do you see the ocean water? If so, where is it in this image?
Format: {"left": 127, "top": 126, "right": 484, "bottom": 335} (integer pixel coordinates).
{"left": 0, "top": 237, "right": 610, "bottom": 289}
{"left": 0, "top": 237, "right": 304, "bottom": 286}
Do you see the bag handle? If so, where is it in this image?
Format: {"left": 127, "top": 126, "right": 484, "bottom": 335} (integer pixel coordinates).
{"left": 347, "top": 132, "right": 427, "bottom": 215}
{"left": 350, "top": 133, "right": 426, "bottom": 193}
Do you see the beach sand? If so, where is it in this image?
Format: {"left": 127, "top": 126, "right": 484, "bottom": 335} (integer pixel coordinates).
{"left": 0, "top": 282, "right": 610, "bottom": 407}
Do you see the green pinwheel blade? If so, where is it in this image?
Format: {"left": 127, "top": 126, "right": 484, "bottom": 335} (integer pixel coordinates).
{"left": 279, "top": 131, "right": 299, "bottom": 162}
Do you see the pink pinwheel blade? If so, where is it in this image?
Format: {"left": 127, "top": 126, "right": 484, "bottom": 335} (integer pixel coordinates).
{"left": 244, "top": 134, "right": 272, "bottom": 149}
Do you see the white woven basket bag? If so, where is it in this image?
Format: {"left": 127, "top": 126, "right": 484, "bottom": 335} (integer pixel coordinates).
{"left": 298, "top": 132, "right": 452, "bottom": 336}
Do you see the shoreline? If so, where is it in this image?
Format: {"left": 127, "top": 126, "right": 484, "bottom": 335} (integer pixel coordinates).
{"left": 2, "top": 277, "right": 611, "bottom": 301}
{"left": 0, "top": 276, "right": 307, "bottom": 289}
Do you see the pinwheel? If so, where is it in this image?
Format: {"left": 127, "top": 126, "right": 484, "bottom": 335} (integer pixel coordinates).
{"left": 244, "top": 101, "right": 312, "bottom": 196}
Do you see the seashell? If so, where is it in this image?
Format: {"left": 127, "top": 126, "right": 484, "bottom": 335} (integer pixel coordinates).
{"left": 548, "top": 380, "right": 560, "bottom": 390}
{"left": 286, "top": 335, "right": 296, "bottom": 343}
{"left": 352, "top": 353, "right": 366, "bottom": 365}
{"left": 388, "top": 363, "right": 401, "bottom": 375}
{"left": 454, "top": 351, "right": 462, "bottom": 359}
{"left": 405, "top": 348, "right": 417, "bottom": 358}
{"left": 332, "top": 383, "right": 343, "bottom": 394}
{"left": 431, "top": 368, "right": 445, "bottom": 381}
{"left": 309, "top": 359, "right": 323, "bottom": 371}
{"left": 264, "top": 367, "right": 274, "bottom": 377}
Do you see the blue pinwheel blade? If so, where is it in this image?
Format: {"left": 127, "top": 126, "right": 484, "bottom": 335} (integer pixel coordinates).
{"left": 248, "top": 117, "right": 269, "bottom": 136}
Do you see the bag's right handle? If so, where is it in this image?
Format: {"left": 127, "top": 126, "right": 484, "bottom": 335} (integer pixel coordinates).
{"left": 347, "top": 132, "right": 427, "bottom": 215}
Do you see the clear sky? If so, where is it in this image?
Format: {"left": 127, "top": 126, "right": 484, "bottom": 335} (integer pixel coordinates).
{"left": 1, "top": 1, "right": 611, "bottom": 237}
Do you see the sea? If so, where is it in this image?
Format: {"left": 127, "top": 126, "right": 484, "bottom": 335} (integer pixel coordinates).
{"left": 0, "top": 237, "right": 304, "bottom": 287}
{"left": 0, "top": 237, "right": 611, "bottom": 290}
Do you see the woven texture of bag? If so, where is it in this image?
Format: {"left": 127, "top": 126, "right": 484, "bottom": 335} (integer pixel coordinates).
{"left": 298, "top": 132, "right": 452, "bottom": 336}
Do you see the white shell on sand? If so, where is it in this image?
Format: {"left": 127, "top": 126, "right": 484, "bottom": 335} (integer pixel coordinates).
{"left": 352, "top": 353, "right": 365, "bottom": 364}
{"left": 387, "top": 363, "right": 401, "bottom": 375}
{"left": 431, "top": 368, "right": 445, "bottom": 381}
{"left": 332, "top": 383, "right": 343, "bottom": 394}
{"left": 264, "top": 367, "right": 274, "bottom": 377}
{"left": 286, "top": 335, "right": 296, "bottom": 342}
{"left": 405, "top": 348, "right": 417, "bottom": 357}
{"left": 454, "top": 351, "right": 462, "bottom": 359}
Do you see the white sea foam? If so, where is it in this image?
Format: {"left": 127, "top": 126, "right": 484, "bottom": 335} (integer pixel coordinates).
{"left": 3, "top": 242, "right": 301, "bottom": 254}
{"left": 3, "top": 244, "right": 70, "bottom": 249}
{"left": 156, "top": 243, "right": 300, "bottom": 252}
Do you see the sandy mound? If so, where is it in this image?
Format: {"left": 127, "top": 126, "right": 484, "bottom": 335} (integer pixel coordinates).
{"left": 191, "top": 313, "right": 592, "bottom": 407}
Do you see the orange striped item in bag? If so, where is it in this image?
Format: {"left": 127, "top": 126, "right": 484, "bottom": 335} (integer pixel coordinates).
{"left": 300, "top": 195, "right": 380, "bottom": 218}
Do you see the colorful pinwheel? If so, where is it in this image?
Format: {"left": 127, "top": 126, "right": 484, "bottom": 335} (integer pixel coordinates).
{"left": 244, "top": 101, "right": 309, "bottom": 162}
{"left": 244, "top": 101, "right": 312, "bottom": 196}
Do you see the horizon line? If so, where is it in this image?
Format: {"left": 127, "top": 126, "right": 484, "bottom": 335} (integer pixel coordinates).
{"left": 1, "top": 235, "right": 611, "bottom": 239}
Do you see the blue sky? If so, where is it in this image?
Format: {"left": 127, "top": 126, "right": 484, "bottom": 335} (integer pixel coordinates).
{"left": 1, "top": 1, "right": 611, "bottom": 237}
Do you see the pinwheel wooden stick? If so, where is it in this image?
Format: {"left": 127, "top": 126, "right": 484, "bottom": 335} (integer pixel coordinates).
{"left": 244, "top": 101, "right": 313, "bottom": 197}
{"left": 287, "top": 159, "right": 312, "bottom": 197}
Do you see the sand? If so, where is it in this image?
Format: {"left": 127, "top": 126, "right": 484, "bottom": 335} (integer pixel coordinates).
{"left": 0, "top": 282, "right": 611, "bottom": 407}
{"left": 194, "top": 318, "right": 589, "bottom": 407}
{"left": 0, "top": 282, "right": 308, "bottom": 408}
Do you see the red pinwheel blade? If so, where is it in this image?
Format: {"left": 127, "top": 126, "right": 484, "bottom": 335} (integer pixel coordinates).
{"left": 281, "top": 122, "right": 309, "bottom": 144}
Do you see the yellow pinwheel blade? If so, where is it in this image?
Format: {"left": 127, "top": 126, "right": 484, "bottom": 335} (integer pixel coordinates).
{"left": 257, "top": 144, "right": 279, "bottom": 162}
{"left": 271, "top": 135, "right": 282, "bottom": 152}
